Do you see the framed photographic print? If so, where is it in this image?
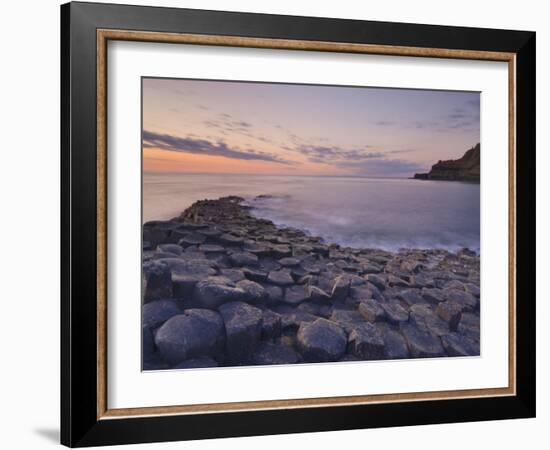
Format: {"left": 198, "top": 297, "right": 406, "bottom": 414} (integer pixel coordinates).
{"left": 60, "top": 1, "right": 536, "bottom": 447}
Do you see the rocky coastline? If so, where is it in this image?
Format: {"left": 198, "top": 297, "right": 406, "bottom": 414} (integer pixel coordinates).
{"left": 142, "top": 196, "right": 480, "bottom": 370}
{"left": 414, "top": 143, "right": 480, "bottom": 182}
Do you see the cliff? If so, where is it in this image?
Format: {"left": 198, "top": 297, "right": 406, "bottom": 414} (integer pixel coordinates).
{"left": 414, "top": 143, "right": 480, "bottom": 182}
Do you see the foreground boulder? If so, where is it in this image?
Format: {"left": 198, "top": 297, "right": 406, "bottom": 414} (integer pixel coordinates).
{"left": 154, "top": 309, "right": 225, "bottom": 364}
{"left": 400, "top": 323, "right": 445, "bottom": 358}
{"left": 143, "top": 260, "right": 172, "bottom": 302}
{"left": 193, "top": 276, "right": 246, "bottom": 309}
{"left": 252, "top": 341, "right": 301, "bottom": 365}
{"left": 142, "top": 299, "right": 182, "bottom": 330}
{"left": 219, "top": 301, "right": 263, "bottom": 364}
{"left": 348, "top": 323, "right": 385, "bottom": 359}
{"left": 297, "top": 318, "right": 347, "bottom": 362}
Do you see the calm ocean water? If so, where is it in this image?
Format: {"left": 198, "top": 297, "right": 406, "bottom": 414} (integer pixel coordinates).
{"left": 143, "top": 173, "right": 480, "bottom": 252}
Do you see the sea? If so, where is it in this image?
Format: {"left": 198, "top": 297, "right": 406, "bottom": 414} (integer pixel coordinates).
{"left": 143, "top": 173, "right": 480, "bottom": 253}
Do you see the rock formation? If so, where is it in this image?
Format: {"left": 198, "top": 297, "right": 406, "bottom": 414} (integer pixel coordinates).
{"left": 142, "top": 196, "right": 480, "bottom": 370}
{"left": 414, "top": 143, "right": 480, "bottom": 182}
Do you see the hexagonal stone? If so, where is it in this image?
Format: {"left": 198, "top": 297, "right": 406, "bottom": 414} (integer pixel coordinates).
{"left": 252, "top": 341, "right": 300, "bottom": 365}
{"left": 457, "top": 313, "right": 480, "bottom": 342}
{"left": 278, "top": 257, "right": 301, "bottom": 267}
{"left": 297, "top": 318, "right": 347, "bottom": 362}
{"left": 378, "top": 325, "right": 410, "bottom": 359}
{"left": 142, "top": 299, "right": 182, "bottom": 330}
{"left": 160, "top": 257, "right": 217, "bottom": 298}
{"left": 348, "top": 323, "right": 385, "bottom": 360}
{"left": 228, "top": 251, "right": 259, "bottom": 267}
{"left": 178, "top": 233, "right": 207, "bottom": 247}
{"left": 218, "top": 233, "right": 244, "bottom": 245}
{"left": 358, "top": 299, "right": 385, "bottom": 323}
{"left": 143, "top": 260, "right": 172, "bottom": 302}
{"left": 193, "top": 276, "right": 246, "bottom": 309}
{"left": 441, "top": 332, "right": 480, "bottom": 356}
{"left": 267, "top": 270, "right": 294, "bottom": 286}
{"left": 395, "top": 289, "right": 425, "bottom": 307}
{"left": 242, "top": 267, "right": 268, "bottom": 282}
{"left": 331, "top": 275, "right": 351, "bottom": 301}
{"left": 380, "top": 301, "right": 409, "bottom": 325}
{"left": 329, "top": 309, "right": 366, "bottom": 334}
{"left": 236, "top": 279, "right": 267, "bottom": 303}
{"left": 422, "top": 288, "right": 446, "bottom": 304}
{"left": 284, "top": 285, "right": 310, "bottom": 305}
{"left": 409, "top": 304, "right": 449, "bottom": 337}
{"left": 199, "top": 244, "right": 225, "bottom": 253}
{"left": 365, "top": 274, "right": 386, "bottom": 291}
{"left": 444, "top": 288, "right": 478, "bottom": 312}
{"left": 219, "top": 301, "right": 263, "bottom": 364}
{"left": 308, "top": 286, "right": 331, "bottom": 302}
{"left": 261, "top": 309, "right": 282, "bottom": 340}
{"left": 219, "top": 268, "right": 245, "bottom": 283}
{"left": 154, "top": 309, "right": 225, "bottom": 364}
{"left": 156, "top": 243, "right": 183, "bottom": 255}
{"left": 436, "top": 301, "right": 463, "bottom": 331}
{"left": 400, "top": 323, "right": 445, "bottom": 358}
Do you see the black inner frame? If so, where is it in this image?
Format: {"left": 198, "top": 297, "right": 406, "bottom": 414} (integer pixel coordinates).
{"left": 61, "top": 2, "right": 536, "bottom": 447}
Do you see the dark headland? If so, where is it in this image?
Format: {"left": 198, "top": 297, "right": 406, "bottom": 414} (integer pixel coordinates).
{"left": 414, "top": 143, "right": 480, "bottom": 182}
{"left": 142, "top": 196, "right": 480, "bottom": 370}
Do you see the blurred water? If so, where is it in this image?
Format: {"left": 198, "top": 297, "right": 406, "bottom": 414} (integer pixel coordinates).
{"left": 143, "top": 173, "right": 480, "bottom": 252}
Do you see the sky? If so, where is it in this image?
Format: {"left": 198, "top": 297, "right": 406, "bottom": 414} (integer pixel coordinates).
{"left": 142, "top": 78, "right": 480, "bottom": 178}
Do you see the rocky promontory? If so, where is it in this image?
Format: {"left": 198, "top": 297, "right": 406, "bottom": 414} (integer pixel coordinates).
{"left": 142, "top": 196, "right": 480, "bottom": 370}
{"left": 414, "top": 143, "right": 480, "bottom": 182}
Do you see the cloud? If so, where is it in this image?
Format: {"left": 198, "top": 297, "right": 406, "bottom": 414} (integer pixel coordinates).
{"left": 337, "top": 158, "right": 427, "bottom": 176}
{"left": 296, "top": 145, "right": 384, "bottom": 162}
{"left": 143, "top": 130, "right": 290, "bottom": 164}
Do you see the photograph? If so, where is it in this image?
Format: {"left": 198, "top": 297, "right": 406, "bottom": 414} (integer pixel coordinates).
{"left": 141, "top": 78, "right": 481, "bottom": 370}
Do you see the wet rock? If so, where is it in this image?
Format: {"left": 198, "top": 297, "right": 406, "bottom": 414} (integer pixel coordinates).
{"left": 379, "top": 325, "right": 410, "bottom": 359}
{"left": 358, "top": 299, "right": 385, "bottom": 323}
{"left": 199, "top": 244, "right": 225, "bottom": 253}
{"left": 267, "top": 269, "right": 294, "bottom": 286}
{"left": 242, "top": 267, "right": 268, "bottom": 282}
{"left": 329, "top": 309, "right": 366, "bottom": 334}
{"left": 284, "top": 285, "right": 310, "bottom": 305}
{"left": 422, "top": 288, "right": 446, "bottom": 305}
{"left": 163, "top": 258, "right": 217, "bottom": 298}
{"left": 156, "top": 243, "right": 183, "bottom": 255}
{"left": 252, "top": 341, "right": 301, "bottom": 365}
{"left": 395, "top": 289, "right": 425, "bottom": 307}
{"left": 409, "top": 304, "right": 449, "bottom": 336}
{"left": 444, "top": 288, "right": 478, "bottom": 312}
{"left": 436, "top": 301, "right": 463, "bottom": 331}
{"left": 143, "top": 260, "right": 172, "bottom": 302}
{"left": 441, "top": 332, "right": 480, "bottom": 356}
{"left": 270, "top": 244, "right": 292, "bottom": 258}
{"left": 457, "top": 313, "right": 480, "bottom": 342}
{"left": 387, "top": 274, "right": 410, "bottom": 288}
{"left": 281, "top": 310, "right": 319, "bottom": 331}
{"left": 308, "top": 285, "right": 331, "bottom": 302}
{"left": 264, "top": 285, "right": 284, "bottom": 304}
{"left": 219, "top": 301, "right": 263, "bottom": 364}
{"left": 400, "top": 323, "right": 445, "bottom": 358}
{"left": 219, "top": 268, "right": 245, "bottom": 283}
{"left": 193, "top": 276, "right": 246, "bottom": 309}
{"left": 236, "top": 279, "right": 267, "bottom": 303}
{"left": 178, "top": 233, "right": 207, "bottom": 247}
{"left": 380, "top": 301, "right": 409, "bottom": 325}
{"left": 155, "top": 309, "right": 225, "bottom": 364}
{"left": 173, "top": 357, "right": 219, "bottom": 369}
{"left": 218, "top": 233, "right": 244, "bottom": 246}
{"left": 143, "top": 299, "right": 182, "bottom": 330}
{"left": 365, "top": 274, "right": 386, "bottom": 291}
{"left": 464, "top": 283, "right": 480, "bottom": 297}
{"left": 261, "top": 309, "right": 282, "bottom": 340}
{"left": 229, "top": 251, "right": 259, "bottom": 267}
{"left": 348, "top": 323, "right": 385, "bottom": 359}
{"left": 331, "top": 275, "right": 351, "bottom": 301}
{"left": 278, "top": 257, "right": 301, "bottom": 267}
{"left": 297, "top": 318, "right": 347, "bottom": 362}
